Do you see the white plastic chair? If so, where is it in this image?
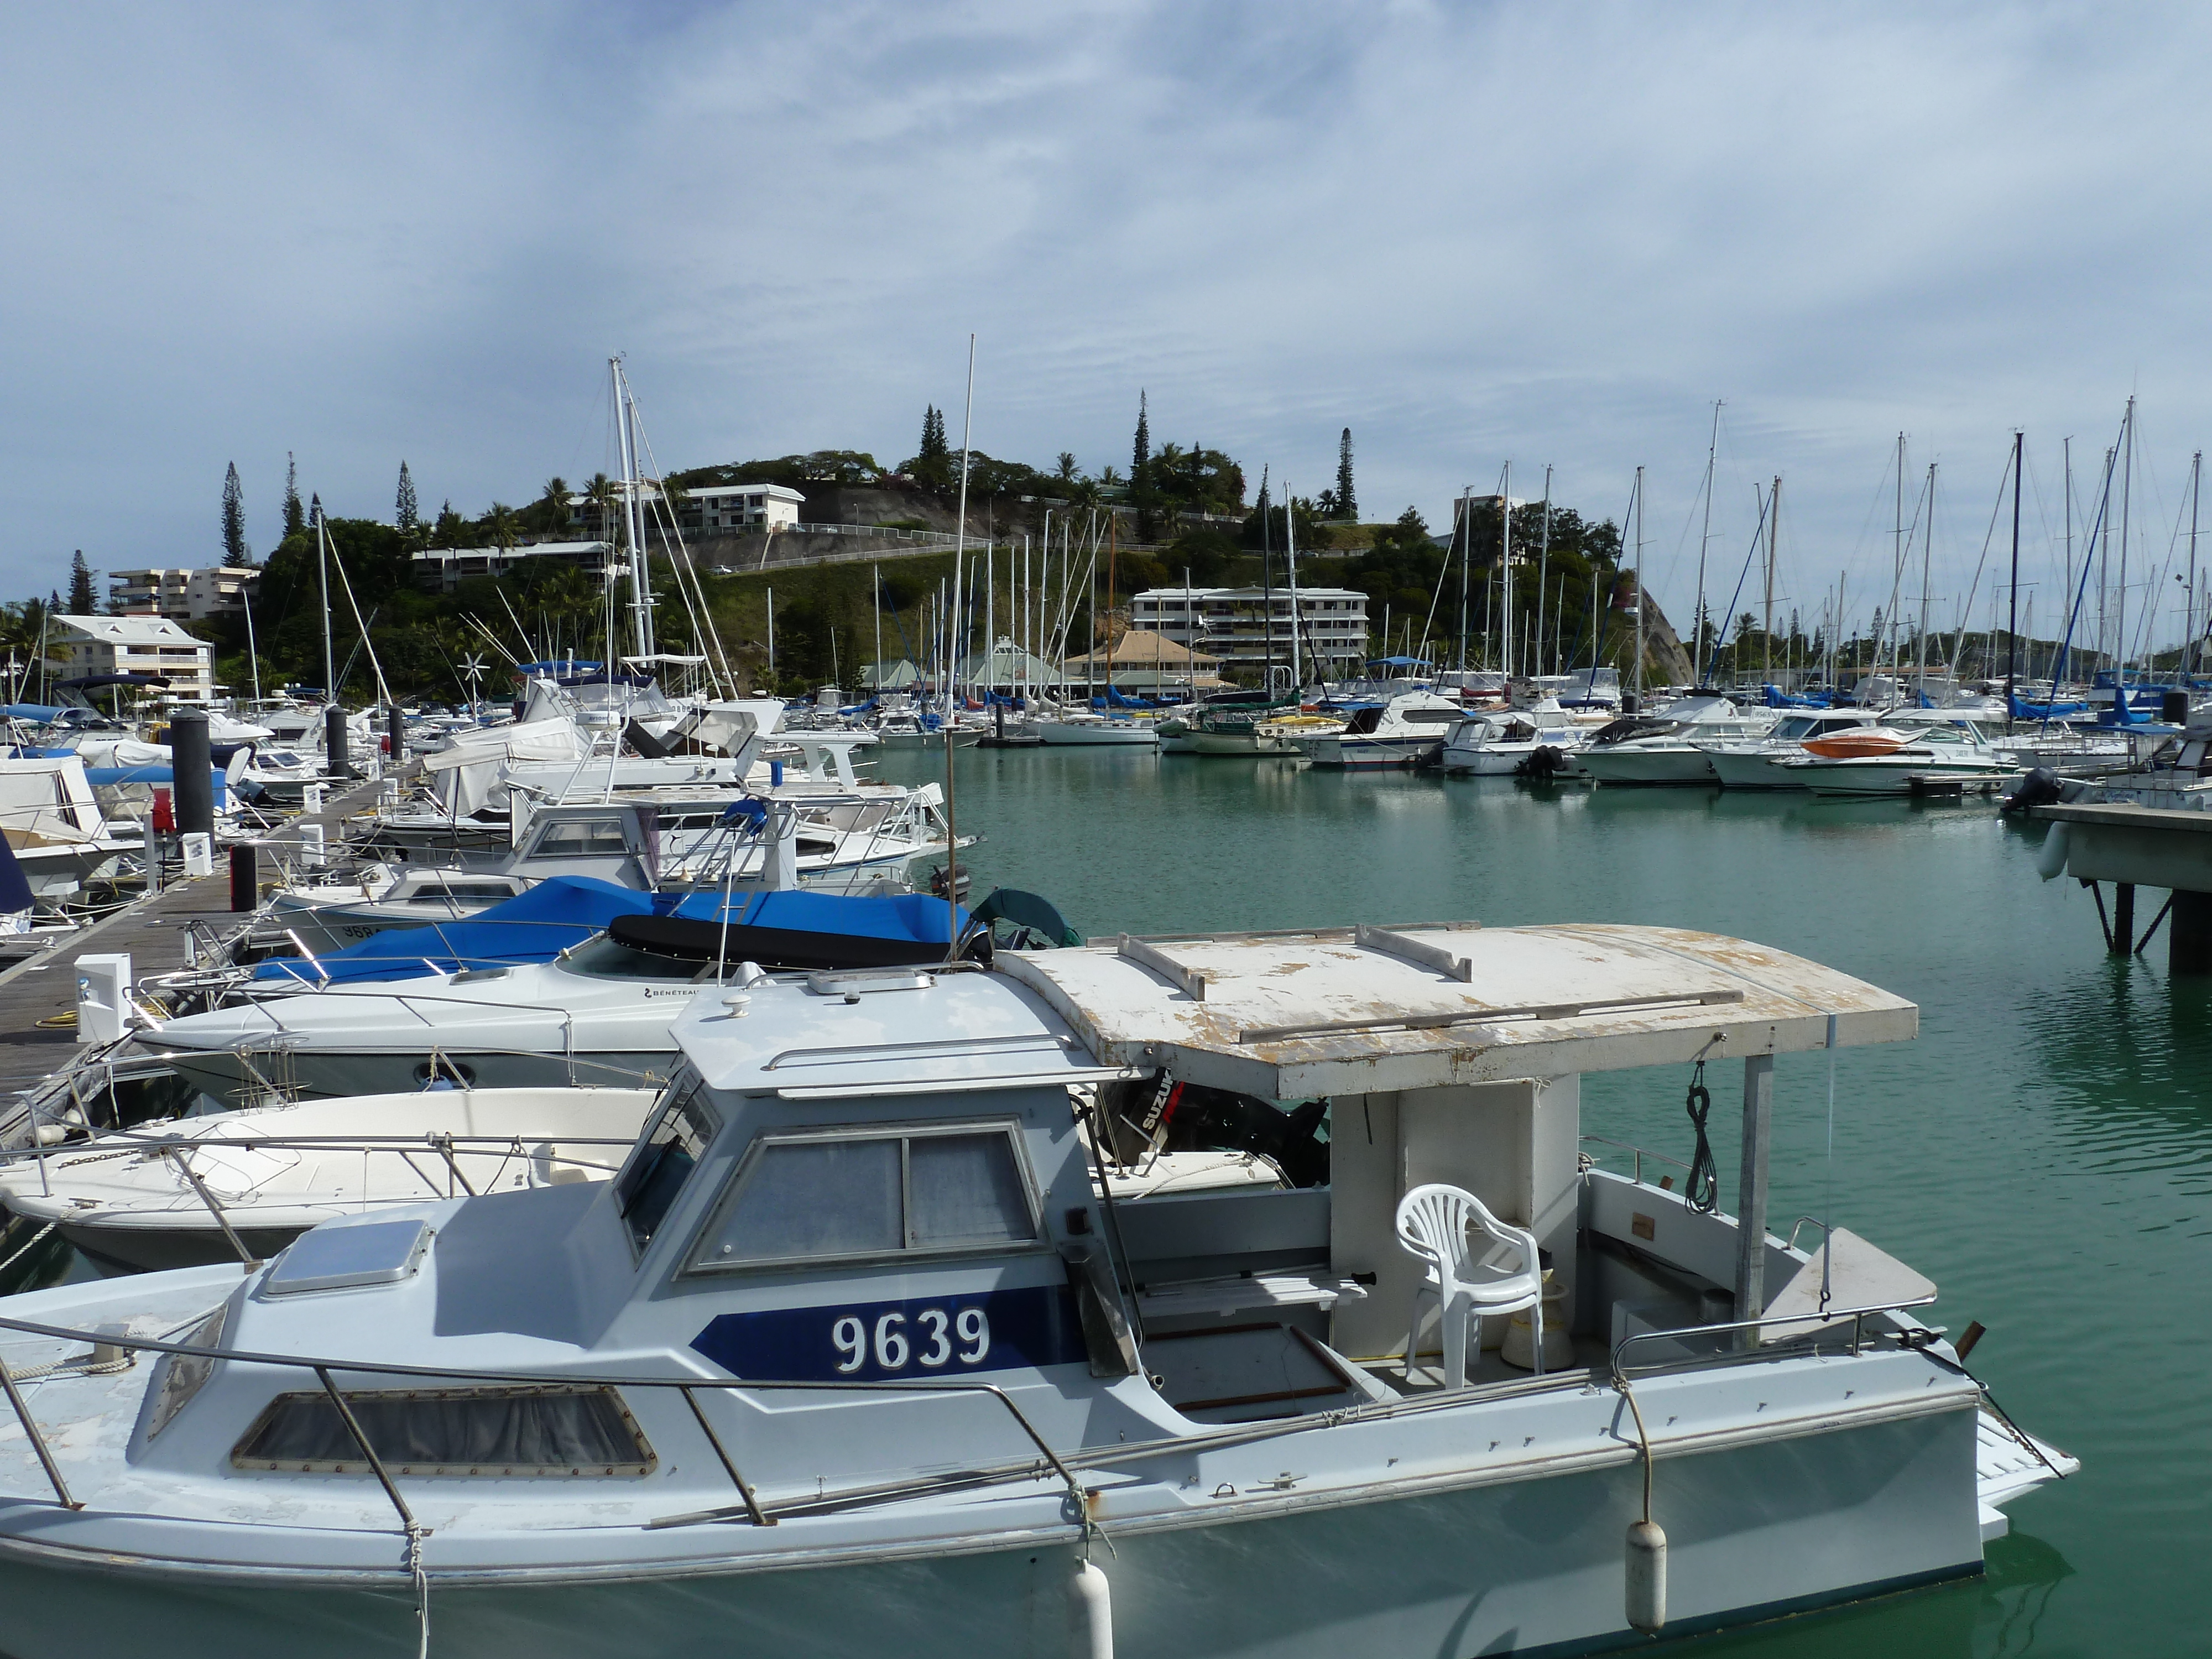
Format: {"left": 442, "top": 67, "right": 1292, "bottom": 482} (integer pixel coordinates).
{"left": 1394, "top": 1183, "right": 1546, "bottom": 1388}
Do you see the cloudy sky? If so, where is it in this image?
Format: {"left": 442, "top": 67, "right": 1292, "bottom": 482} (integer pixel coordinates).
{"left": 8, "top": 2, "right": 2211, "bottom": 652}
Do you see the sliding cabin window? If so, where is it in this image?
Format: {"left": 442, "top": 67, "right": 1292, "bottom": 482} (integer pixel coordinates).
{"left": 690, "top": 1123, "right": 1041, "bottom": 1272}
{"left": 232, "top": 1385, "right": 654, "bottom": 1477}
{"left": 614, "top": 1070, "right": 717, "bottom": 1256}
{"left": 531, "top": 818, "right": 629, "bottom": 855}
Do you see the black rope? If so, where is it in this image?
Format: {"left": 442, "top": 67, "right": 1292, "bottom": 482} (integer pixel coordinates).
{"left": 1684, "top": 1060, "right": 1719, "bottom": 1214}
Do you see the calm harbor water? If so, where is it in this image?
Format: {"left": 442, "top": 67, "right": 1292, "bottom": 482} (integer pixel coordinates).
{"left": 6, "top": 746, "right": 2201, "bottom": 1656}
{"left": 872, "top": 744, "right": 2205, "bottom": 1659}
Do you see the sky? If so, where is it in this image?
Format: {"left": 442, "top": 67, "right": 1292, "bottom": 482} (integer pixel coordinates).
{"left": 8, "top": 2, "right": 2212, "bottom": 656}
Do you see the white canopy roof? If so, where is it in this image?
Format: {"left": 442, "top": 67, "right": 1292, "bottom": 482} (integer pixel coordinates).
{"left": 996, "top": 922, "right": 1917, "bottom": 1097}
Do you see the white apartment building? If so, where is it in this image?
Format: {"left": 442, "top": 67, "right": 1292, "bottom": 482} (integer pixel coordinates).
{"left": 678, "top": 484, "right": 804, "bottom": 534}
{"left": 410, "top": 541, "right": 615, "bottom": 594}
{"left": 53, "top": 614, "right": 215, "bottom": 702}
{"left": 1128, "top": 586, "right": 1371, "bottom": 679}
{"left": 108, "top": 566, "right": 258, "bottom": 622}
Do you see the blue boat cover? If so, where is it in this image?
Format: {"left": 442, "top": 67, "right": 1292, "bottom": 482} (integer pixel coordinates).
{"left": 253, "top": 875, "right": 666, "bottom": 986}
{"left": 670, "top": 888, "right": 970, "bottom": 944}
{"left": 83, "top": 766, "right": 229, "bottom": 806}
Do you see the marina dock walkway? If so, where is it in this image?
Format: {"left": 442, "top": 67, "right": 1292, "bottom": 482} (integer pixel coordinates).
{"left": 0, "top": 776, "right": 389, "bottom": 1096}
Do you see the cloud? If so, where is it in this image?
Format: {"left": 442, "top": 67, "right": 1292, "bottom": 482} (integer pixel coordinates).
{"left": 5, "top": 1, "right": 2210, "bottom": 654}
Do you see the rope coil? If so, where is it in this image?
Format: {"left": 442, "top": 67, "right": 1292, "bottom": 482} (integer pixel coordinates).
{"left": 1682, "top": 1061, "right": 1719, "bottom": 1214}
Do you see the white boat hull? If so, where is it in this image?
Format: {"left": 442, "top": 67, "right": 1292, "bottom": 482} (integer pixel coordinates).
{"left": 1294, "top": 735, "right": 1442, "bottom": 769}
{"left": 1796, "top": 760, "right": 2021, "bottom": 797}
{"left": 1033, "top": 722, "right": 1160, "bottom": 747}
{"left": 1705, "top": 749, "right": 1805, "bottom": 791}
{"left": 1580, "top": 747, "right": 1720, "bottom": 786}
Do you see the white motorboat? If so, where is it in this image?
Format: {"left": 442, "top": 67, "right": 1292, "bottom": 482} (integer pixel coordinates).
{"left": 0, "top": 920, "right": 2071, "bottom": 1656}
{"left": 1784, "top": 713, "right": 2023, "bottom": 796}
{"left": 1439, "top": 704, "right": 1588, "bottom": 777}
{"left": 1578, "top": 695, "right": 1777, "bottom": 786}
{"left": 1702, "top": 708, "right": 1892, "bottom": 790}
{"left": 0, "top": 755, "right": 134, "bottom": 899}
{"left": 0, "top": 1086, "right": 656, "bottom": 1271}
{"left": 1291, "top": 690, "right": 1464, "bottom": 768}
{"left": 1032, "top": 712, "right": 1160, "bottom": 747}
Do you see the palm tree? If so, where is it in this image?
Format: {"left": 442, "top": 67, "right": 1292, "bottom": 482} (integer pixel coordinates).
{"left": 486, "top": 503, "right": 520, "bottom": 555}
{"left": 539, "top": 476, "right": 571, "bottom": 534}
{"left": 582, "top": 473, "right": 619, "bottom": 546}
{"left": 1055, "top": 452, "right": 1078, "bottom": 486}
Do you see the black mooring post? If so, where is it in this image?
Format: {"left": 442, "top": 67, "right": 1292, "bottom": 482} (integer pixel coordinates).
{"left": 168, "top": 709, "right": 213, "bottom": 839}
{"left": 229, "top": 843, "right": 257, "bottom": 911}
{"left": 2172, "top": 891, "right": 2212, "bottom": 974}
{"left": 387, "top": 705, "right": 405, "bottom": 766}
{"left": 324, "top": 707, "right": 349, "bottom": 778}
{"left": 2114, "top": 883, "right": 2136, "bottom": 955}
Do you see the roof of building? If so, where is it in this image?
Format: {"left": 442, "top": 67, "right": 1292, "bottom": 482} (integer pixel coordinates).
{"left": 55, "top": 615, "right": 206, "bottom": 646}
{"left": 686, "top": 484, "right": 806, "bottom": 503}
{"left": 1132, "top": 586, "right": 1366, "bottom": 602}
{"left": 1061, "top": 628, "right": 1221, "bottom": 670}
{"left": 410, "top": 541, "right": 612, "bottom": 562}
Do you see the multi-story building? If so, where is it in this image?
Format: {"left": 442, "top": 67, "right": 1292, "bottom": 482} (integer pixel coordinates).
{"left": 1127, "top": 586, "right": 1371, "bottom": 680}
{"left": 410, "top": 541, "right": 615, "bottom": 594}
{"left": 107, "top": 566, "right": 258, "bottom": 622}
{"left": 676, "top": 484, "right": 804, "bottom": 535}
{"left": 53, "top": 614, "right": 215, "bottom": 701}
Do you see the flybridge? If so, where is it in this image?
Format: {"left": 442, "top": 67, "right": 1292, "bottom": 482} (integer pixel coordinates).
{"left": 993, "top": 920, "right": 1918, "bottom": 1098}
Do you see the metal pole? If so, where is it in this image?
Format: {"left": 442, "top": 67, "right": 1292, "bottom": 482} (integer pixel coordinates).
{"left": 2007, "top": 431, "right": 2023, "bottom": 710}
{"left": 1733, "top": 1053, "right": 1774, "bottom": 1348}
{"left": 945, "top": 333, "right": 975, "bottom": 962}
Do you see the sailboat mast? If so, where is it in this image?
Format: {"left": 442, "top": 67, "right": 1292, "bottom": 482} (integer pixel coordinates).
{"left": 1259, "top": 466, "right": 1276, "bottom": 693}
{"left": 614, "top": 361, "right": 653, "bottom": 662}
{"left": 1918, "top": 463, "right": 1934, "bottom": 693}
{"left": 1765, "top": 474, "right": 1779, "bottom": 685}
{"left": 1285, "top": 483, "right": 1302, "bottom": 689}
{"left": 1536, "top": 464, "right": 1553, "bottom": 680}
{"left": 316, "top": 503, "right": 334, "bottom": 702}
{"left": 1695, "top": 400, "right": 1719, "bottom": 685}
{"left": 2007, "top": 431, "right": 2023, "bottom": 712}
{"left": 2190, "top": 451, "right": 2203, "bottom": 678}
{"left": 1499, "top": 464, "right": 1513, "bottom": 686}
{"left": 2118, "top": 396, "right": 2135, "bottom": 684}
{"left": 1457, "top": 486, "right": 1470, "bottom": 672}
{"left": 1632, "top": 466, "right": 1646, "bottom": 703}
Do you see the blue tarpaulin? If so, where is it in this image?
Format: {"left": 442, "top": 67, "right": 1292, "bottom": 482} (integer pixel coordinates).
{"left": 670, "top": 888, "right": 969, "bottom": 944}
{"left": 253, "top": 876, "right": 669, "bottom": 986}
{"left": 83, "top": 766, "right": 229, "bottom": 806}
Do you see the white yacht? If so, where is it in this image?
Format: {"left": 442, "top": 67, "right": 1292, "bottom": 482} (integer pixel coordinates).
{"left": 1577, "top": 696, "right": 1778, "bottom": 786}
{"left": 1031, "top": 712, "right": 1160, "bottom": 747}
{"left": 0, "top": 921, "right": 2070, "bottom": 1656}
{"left": 1784, "top": 713, "right": 2024, "bottom": 796}
{"left": 1439, "top": 704, "right": 1588, "bottom": 778}
{"left": 1291, "top": 690, "right": 1464, "bottom": 768}
{"left": 1702, "top": 708, "right": 1891, "bottom": 791}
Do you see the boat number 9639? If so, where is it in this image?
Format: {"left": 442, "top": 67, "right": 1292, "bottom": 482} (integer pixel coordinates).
{"left": 832, "top": 1307, "right": 989, "bottom": 1373}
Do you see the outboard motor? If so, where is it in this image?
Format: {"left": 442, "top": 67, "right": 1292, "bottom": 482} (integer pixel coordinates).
{"left": 1517, "top": 744, "right": 1568, "bottom": 781}
{"left": 2002, "top": 766, "right": 2065, "bottom": 816}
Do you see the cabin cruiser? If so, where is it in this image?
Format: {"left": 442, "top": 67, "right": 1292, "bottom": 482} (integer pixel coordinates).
{"left": 1290, "top": 689, "right": 1464, "bottom": 768}
{"left": 1439, "top": 704, "right": 1588, "bottom": 777}
{"left": 0, "top": 920, "right": 2071, "bottom": 1656}
{"left": 0, "top": 755, "right": 135, "bottom": 899}
{"left": 1782, "top": 713, "right": 2023, "bottom": 796}
{"left": 0, "top": 1086, "right": 658, "bottom": 1272}
{"left": 1701, "top": 708, "right": 1892, "bottom": 791}
{"left": 1577, "top": 695, "right": 1778, "bottom": 786}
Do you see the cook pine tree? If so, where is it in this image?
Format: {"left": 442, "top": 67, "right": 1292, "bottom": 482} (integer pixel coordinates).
{"left": 1335, "top": 428, "right": 1357, "bottom": 521}
{"left": 66, "top": 551, "right": 96, "bottom": 614}
{"left": 395, "top": 461, "right": 419, "bottom": 535}
{"left": 221, "top": 462, "right": 249, "bottom": 565}
{"left": 282, "top": 452, "right": 305, "bottom": 541}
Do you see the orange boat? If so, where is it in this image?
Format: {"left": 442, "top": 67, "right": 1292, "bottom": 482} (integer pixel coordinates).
{"left": 1801, "top": 726, "right": 1913, "bottom": 759}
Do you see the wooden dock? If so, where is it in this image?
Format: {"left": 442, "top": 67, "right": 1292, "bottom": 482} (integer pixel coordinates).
{"left": 0, "top": 776, "right": 389, "bottom": 1097}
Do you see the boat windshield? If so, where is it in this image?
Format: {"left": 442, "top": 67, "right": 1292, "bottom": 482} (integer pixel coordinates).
{"left": 615, "top": 1071, "right": 717, "bottom": 1255}
{"left": 556, "top": 936, "right": 707, "bottom": 982}
{"left": 1772, "top": 716, "right": 1817, "bottom": 740}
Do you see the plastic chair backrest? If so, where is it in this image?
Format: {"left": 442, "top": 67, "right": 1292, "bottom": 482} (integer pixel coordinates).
{"left": 1395, "top": 1182, "right": 1532, "bottom": 1290}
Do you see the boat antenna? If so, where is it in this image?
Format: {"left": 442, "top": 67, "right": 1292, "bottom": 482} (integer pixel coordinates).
{"left": 943, "top": 332, "right": 975, "bottom": 964}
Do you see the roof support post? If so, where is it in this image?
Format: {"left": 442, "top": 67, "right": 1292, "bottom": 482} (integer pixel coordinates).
{"left": 1733, "top": 1053, "right": 1773, "bottom": 1349}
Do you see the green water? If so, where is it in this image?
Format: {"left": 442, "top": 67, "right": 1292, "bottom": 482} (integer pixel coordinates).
{"left": 874, "top": 745, "right": 2208, "bottom": 1658}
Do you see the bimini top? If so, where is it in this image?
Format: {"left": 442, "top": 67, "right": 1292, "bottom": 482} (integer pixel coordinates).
{"left": 993, "top": 922, "right": 1917, "bottom": 1097}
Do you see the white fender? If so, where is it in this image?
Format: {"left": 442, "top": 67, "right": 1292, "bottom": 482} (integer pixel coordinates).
{"left": 1068, "top": 1557, "right": 1113, "bottom": 1659}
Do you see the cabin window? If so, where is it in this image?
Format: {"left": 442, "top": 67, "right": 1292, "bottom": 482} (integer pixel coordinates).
{"left": 231, "top": 1385, "right": 654, "bottom": 1476}
{"left": 692, "top": 1123, "right": 1040, "bottom": 1271}
{"left": 533, "top": 818, "right": 628, "bottom": 855}
{"left": 557, "top": 937, "right": 706, "bottom": 982}
{"left": 407, "top": 882, "right": 519, "bottom": 904}
{"left": 614, "top": 1072, "right": 717, "bottom": 1254}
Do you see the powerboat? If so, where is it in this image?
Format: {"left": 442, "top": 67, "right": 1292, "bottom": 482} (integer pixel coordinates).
{"left": 1578, "top": 696, "right": 1777, "bottom": 786}
{"left": 1783, "top": 714, "right": 2023, "bottom": 796}
{"left": 1702, "top": 709, "right": 1894, "bottom": 791}
{"left": 1290, "top": 690, "right": 1463, "bottom": 768}
{"left": 1439, "top": 705, "right": 1588, "bottom": 778}
{"left": 0, "top": 919, "right": 2072, "bottom": 1656}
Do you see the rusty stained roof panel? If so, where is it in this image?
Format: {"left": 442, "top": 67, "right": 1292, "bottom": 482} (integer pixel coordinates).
{"left": 994, "top": 922, "right": 1918, "bottom": 1098}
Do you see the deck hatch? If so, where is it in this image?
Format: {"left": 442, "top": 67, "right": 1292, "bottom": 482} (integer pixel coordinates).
{"left": 263, "top": 1218, "right": 431, "bottom": 1296}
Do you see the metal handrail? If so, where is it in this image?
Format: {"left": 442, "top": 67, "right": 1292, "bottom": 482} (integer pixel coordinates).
{"left": 1579, "top": 1134, "right": 1693, "bottom": 1190}
{"left": 0, "top": 1310, "right": 1086, "bottom": 1530}
{"left": 1609, "top": 1295, "right": 1940, "bottom": 1381}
